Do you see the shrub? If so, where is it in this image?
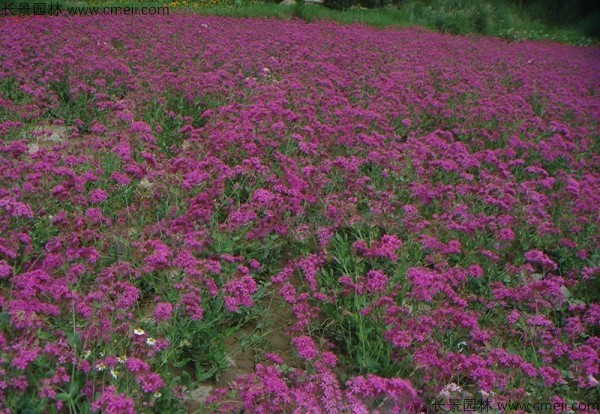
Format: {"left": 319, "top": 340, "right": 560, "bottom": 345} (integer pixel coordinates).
{"left": 323, "top": 0, "right": 356, "bottom": 11}
{"left": 358, "top": 0, "right": 387, "bottom": 9}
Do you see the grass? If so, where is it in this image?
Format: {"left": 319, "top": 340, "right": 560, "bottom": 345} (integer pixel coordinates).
{"left": 7, "top": 0, "right": 594, "bottom": 44}
{"left": 53, "top": 0, "right": 598, "bottom": 45}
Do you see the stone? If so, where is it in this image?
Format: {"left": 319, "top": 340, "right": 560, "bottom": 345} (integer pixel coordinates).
{"left": 182, "top": 384, "right": 214, "bottom": 412}
{"left": 27, "top": 143, "right": 40, "bottom": 154}
{"left": 280, "top": 0, "right": 296, "bottom": 5}
{"left": 33, "top": 124, "right": 68, "bottom": 143}
{"left": 139, "top": 178, "right": 153, "bottom": 189}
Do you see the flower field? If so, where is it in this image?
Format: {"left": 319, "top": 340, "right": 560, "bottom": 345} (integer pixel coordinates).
{"left": 0, "top": 14, "right": 599, "bottom": 413}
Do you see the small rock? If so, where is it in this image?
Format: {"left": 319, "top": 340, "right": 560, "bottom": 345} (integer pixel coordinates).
{"left": 27, "top": 143, "right": 40, "bottom": 154}
{"left": 280, "top": 0, "right": 296, "bottom": 5}
{"left": 139, "top": 178, "right": 153, "bottom": 189}
{"left": 126, "top": 228, "right": 139, "bottom": 238}
{"left": 182, "top": 384, "right": 214, "bottom": 411}
{"left": 33, "top": 125, "right": 68, "bottom": 143}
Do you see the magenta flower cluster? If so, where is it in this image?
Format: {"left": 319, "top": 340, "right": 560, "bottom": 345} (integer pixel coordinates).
{"left": 0, "top": 12, "right": 598, "bottom": 413}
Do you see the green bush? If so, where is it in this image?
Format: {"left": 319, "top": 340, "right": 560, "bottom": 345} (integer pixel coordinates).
{"left": 579, "top": 8, "right": 600, "bottom": 37}
{"left": 358, "top": 0, "right": 386, "bottom": 8}
{"left": 472, "top": 3, "right": 492, "bottom": 34}
{"left": 323, "top": 0, "right": 356, "bottom": 11}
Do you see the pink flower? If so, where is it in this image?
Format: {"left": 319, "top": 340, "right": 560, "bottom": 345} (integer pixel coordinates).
{"left": 0, "top": 197, "right": 33, "bottom": 218}
{"left": 539, "top": 366, "right": 565, "bottom": 386}
{"left": 0, "top": 260, "right": 11, "bottom": 278}
{"left": 137, "top": 372, "right": 164, "bottom": 393}
{"left": 264, "top": 353, "right": 284, "bottom": 364}
{"left": 89, "top": 189, "right": 108, "bottom": 203}
{"left": 125, "top": 357, "right": 149, "bottom": 373}
{"left": 292, "top": 336, "right": 319, "bottom": 361}
{"left": 507, "top": 310, "right": 521, "bottom": 324}
{"left": 91, "top": 386, "right": 135, "bottom": 414}
{"left": 498, "top": 228, "right": 515, "bottom": 241}
{"left": 110, "top": 172, "right": 131, "bottom": 186}
{"left": 153, "top": 302, "right": 173, "bottom": 322}
{"left": 252, "top": 188, "right": 276, "bottom": 203}
{"left": 365, "top": 269, "right": 388, "bottom": 293}
{"left": 467, "top": 265, "right": 483, "bottom": 278}
{"left": 524, "top": 250, "right": 558, "bottom": 271}
{"left": 129, "top": 121, "right": 152, "bottom": 134}
{"left": 12, "top": 348, "right": 39, "bottom": 370}
{"left": 223, "top": 275, "right": 257, "bottom": 312}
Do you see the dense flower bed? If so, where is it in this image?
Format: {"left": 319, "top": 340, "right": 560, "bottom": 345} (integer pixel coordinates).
{"left": 0, "top": 14, "right": 599, "bottom": 413}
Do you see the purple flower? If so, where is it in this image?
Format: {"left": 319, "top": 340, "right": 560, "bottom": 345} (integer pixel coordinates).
{"left": 137, "top": 372, "right": 164, "bottom": 393}
{"left": 129, "top": 121, "right": 152, "bottom": 134}
{"left": 524, "top": 249, "right": 558, "bottom": 271}
{"left": 125, "top": 357, "right": 149, "bottom": 373}
{"left": 89, "top": 189, "right": 108, "bottom": 203}
{"left": 91, "top": 386, "right": 135, "bottom": 414}
{"left": 0, "top": 260, "right": 12, "bottom": 278}
{"left": 11, "top": 348, "right": 39, "bottom": 370}
{"left": 365, "top": 269, "right": 388, "bottom": 293}
{"left": 0, "top": 197, "right": 33, "bottom": 218}
{"left": 292, "top": 336, "right": 319, "bottom": 361}
{"left": 153, "top": 302, "right": 173, "bottom": 322}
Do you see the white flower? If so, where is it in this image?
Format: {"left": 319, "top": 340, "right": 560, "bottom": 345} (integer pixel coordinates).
{"left": 133, "top": 328, "right": 145, "bottom": 336}
{"left": 146, "top": 337, "right": 156, "bottom": 346}
{"left": 110, "top": 369, "right": 118, "bottom": 379}
{"left": 83, "top": 350, "right": 91, "bottom": 359}
{"left": 153, "top": 392, "right": 162, "bottom": 398}
{"left": 96, "top": 363, "right": 106, "bottom": 372}
{"left": 438, "top": 382, "right": 463, "bottom": 398}
{"left": 480, "top": 389, "right": 494, "bottom": 398}
{"left": 117, "top": 355, "right": 127, "bottom": 364}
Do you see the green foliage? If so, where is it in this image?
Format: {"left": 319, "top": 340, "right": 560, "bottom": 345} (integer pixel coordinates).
{"left": 175, "top": 0, "right": 597, "bottom": 44}
{"left": 357, "top": 0, "right": 387, "bottom": 9}
{"left": 323, "top": 0, "right": 356, "bottom": 11}
{"left": 579, "top": 8, "right": 600, "bottom": 37}
{"left": 513, "top": 0, "right": 599, "bottom": 25}
{"left": 0, "top": 77, "right": 28, "bottom": 106}
{"left": 165, "top": 300, "right": 231, "bottom": 382}
{"left": 292, "top": 0, "right": 313, "bottom": 22}
{"left": 142, "top": 92, "right": 218, "bottom": 155}
{"left": 44, "top": 79, "right": 103, "bottom": 132}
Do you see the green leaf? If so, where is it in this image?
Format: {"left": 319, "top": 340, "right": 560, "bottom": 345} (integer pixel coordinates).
{"left": 0, "top": 312, "right": 10, "bottom": 323}
{"left": 195, "top": 366, "right": 213, "bottom": 382}
{"left": 180, "top": 371, "right": 193, "bottom": 389}
{"left": 173, "top": 358, "right": 191, "bottom": 368}
{"left": 55, "top": 393, "right": 71, "bottom": 402}
{"left": 67, "top": 332, "right": 82, "bottom": 349}
{"left": 38, "top": 329, "right": 53, "bottom": 340}
{"left": 68, "top": 381, "right": 81, "bottom": 397}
